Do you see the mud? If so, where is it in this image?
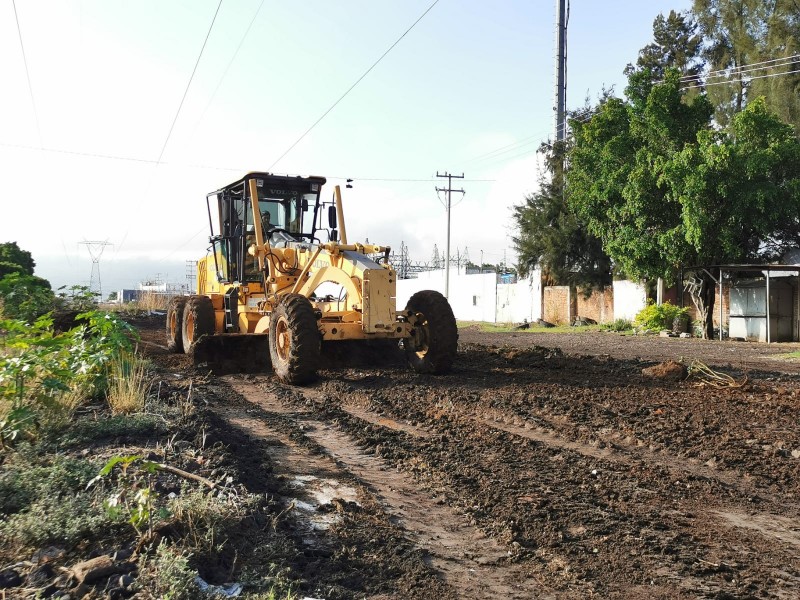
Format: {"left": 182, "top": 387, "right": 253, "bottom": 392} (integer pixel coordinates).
{"left": 137, "top": 316, "right": 800, "bottom": 598}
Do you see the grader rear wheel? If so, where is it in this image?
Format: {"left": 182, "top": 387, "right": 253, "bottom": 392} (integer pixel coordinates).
{"left": 166, "top": 296, "right": 188, "bottom": 353}
{"left": 404, "top": 290, "right": 458, "bottom": 374}
{"left": 182, "top": 295, "right": 216, "bottom": 355}
{"left": 269, "top": 294, "right": 321, "bottom": 384}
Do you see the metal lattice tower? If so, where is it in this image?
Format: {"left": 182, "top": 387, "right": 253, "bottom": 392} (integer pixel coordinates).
{"left": 185, "top": 260, "right": 198, "bottom": 294}
{"left": 80, "top": 240, "right": 112, "bottom": 300}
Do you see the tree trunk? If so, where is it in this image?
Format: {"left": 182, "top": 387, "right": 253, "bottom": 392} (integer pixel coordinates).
{"left": 686, "top": 272, "right": 717, "bottom": 339}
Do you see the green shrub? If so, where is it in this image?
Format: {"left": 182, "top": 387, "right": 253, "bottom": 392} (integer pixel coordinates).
{"left": 634, "top": 301, "right": 689, "bottom": 331}
{"left": 0, "top": 310, "right": 141, "bottom": 445}
{"left": 602, "top": 318, "right": 633, "bottom": 332}
{"left": 0, "top": 273, "right": 55, "bottom": 321}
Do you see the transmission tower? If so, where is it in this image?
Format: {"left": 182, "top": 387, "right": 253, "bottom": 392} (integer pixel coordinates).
{"left": 432, "top": 244, "right": 441, "bottom": 269}
{"left": 185, "top": 260, "right": 198, "bottom": 294}
{"left": 80, "top": 240, "right": 112, "bottom": 300}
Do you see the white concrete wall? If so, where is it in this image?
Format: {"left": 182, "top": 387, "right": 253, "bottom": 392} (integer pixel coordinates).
{"left": 613, "top": 280, "right": 647, "bottom": 321}
{"left": 496, "top": 275, "right": 542, "bottom": 324}
{"left": 396, "top": 269, "right": 542, "bottom": 324}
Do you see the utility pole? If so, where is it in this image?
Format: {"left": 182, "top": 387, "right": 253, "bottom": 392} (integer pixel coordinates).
{"left": 554, "top": 0, "right": 568, "bottom": 142}
{"left": 80, "top": 240, "right": 112, "bottom": 301}
{"left": 435, "top": 171, "right": 464, "bottom": 299}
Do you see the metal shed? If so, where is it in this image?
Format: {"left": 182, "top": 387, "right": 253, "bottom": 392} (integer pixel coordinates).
{"left": 729, "top": 279, "right": 794, "bottom": 342}
{"left": 680, "top": 264, "right": 800, "bottom": 343}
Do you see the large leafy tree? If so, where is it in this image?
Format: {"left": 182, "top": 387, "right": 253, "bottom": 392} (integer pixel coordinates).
{"left": 512, "top": 139, "right": 611, "bottom": 288}
{"left": 663, "top": 98, "right": 800, "bottom": 329}
{"left": 569, "top": 69, "right": 800, "bottom": 338}
{"left": 569, "top": 71, "right": 713, "bottom": 280}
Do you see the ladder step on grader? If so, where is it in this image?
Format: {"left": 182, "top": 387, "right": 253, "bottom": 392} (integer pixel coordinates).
{"left": 166, "top": 172, "right": 457, "bottom": 384}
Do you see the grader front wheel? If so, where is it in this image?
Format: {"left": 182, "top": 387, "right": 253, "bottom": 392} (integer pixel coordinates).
{"left": 166, "top": 296, "right": 188, "bottom": 353}
{"left": 269, "top": 294, "right": 321, "bottom": 384}
{"left": 182, "top": 295, "right": 216, "bottom": 355}
{"left": 404, "top": 290, "right": 458, "bottom": 374}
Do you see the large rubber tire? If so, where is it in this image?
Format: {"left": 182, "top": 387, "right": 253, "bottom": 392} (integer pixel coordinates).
{"left": 404, "top": 290, "right": 458, "bottom": 374}
{"left": 181, "top": 295, "right": 216, "bottom": 355}
{"left": 269, "top": 294, "right": 321, "bottom": 385}
{"left": 166, "top": 296, "right": 188, "bottom": 353}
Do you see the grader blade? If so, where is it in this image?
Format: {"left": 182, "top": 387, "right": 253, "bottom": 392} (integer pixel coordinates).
{"left": 191, "top": 334, "right": 271, "bottom": 374}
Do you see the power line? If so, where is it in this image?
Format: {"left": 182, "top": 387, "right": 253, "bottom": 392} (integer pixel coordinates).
{"left": 679, "top": 54, "right": 800, "bottom": 83}
{"left": 155, "top": 0, "right": 224, "bottom": 166}
{"left": 267, "top": 0, "right": 441, "bottom": 170}
{"left": 12, "top": 0, "right": 42, "bottom": 147}
{"left": 0, "top": 141, "right": 496, "bottom": 183}
{"left": 681, "top": 66, "right": 800, "bottom": 91}
{"left": 190, "top": 0, "right": 266, "bottom": 138}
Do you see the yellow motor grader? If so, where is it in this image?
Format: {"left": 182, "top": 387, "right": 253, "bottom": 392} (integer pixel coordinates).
{"left": 166, "top": 172, "right": 457, "bottom": 384}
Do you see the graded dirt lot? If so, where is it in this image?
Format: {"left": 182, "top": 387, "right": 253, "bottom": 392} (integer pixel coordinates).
{"left": 139, "top": 318, "right": 800, "bottom": 599}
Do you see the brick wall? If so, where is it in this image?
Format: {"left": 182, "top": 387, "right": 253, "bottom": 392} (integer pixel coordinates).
{"left": 575, "top": 287, "right": 613, "bottom": 323}
{"left": 543, "top": 286, "right": 572, "bottom": 324}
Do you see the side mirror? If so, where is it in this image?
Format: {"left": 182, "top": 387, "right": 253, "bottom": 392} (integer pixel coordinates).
{"left": 328, "top": 205, "right": 337, "bottom": 229}
{"left": 301, "top": 198, "right": 309, "bottom": 212}
{"left": 330, "top": 228, "right": 338, "bottom": 242}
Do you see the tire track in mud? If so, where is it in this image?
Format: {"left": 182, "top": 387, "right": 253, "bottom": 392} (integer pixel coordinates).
{"left": 315, "top": 370, "right": 800, "bottom": 599}
{"left": 222, "top": 375, "right": 546, "bottom": 600}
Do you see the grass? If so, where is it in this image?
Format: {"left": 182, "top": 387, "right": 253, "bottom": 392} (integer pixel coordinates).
{"left": 773, "top": 351, "right": 800, "bottom": 360}
{"left": 106, "top": 350, "right": 149, "bottom": 414}
{"left": 457, "top": 320, "right": 604, "bottom": 333}
{"left": 0, "top": 454, "right": 113, "bottom": 551}
{"left": 54, "top": 412, "right": 168, "bottom": 448}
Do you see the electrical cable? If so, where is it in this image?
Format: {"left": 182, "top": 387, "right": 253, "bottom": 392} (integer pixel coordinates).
{"left": 155, "top": 0, "right": 224, "bottom": 166}
{"left": 681, "top": 66, "right": 800, "bottom": 91}
{"left": 267, "top": 0, "right": 441, "bottom": 170}
{"left": 679, "top": 54, "right": 799, "bottom": 83}
{"left": 12, "top": 0, "right": 42, "bottom": 147}
{"left": 190, "top": 0, "right": 266, "bottom": 138}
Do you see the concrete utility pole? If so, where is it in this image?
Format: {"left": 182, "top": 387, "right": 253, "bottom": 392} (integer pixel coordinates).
{"left": 435, "top": 172, "right": 465, "bottom": 299}
{"left": 554, "top": 0, "right": 568, "bottom": 142}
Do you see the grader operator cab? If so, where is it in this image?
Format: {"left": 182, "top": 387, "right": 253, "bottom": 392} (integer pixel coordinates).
{"left": 166, "top": 172, "right": 457, "bottom": 384}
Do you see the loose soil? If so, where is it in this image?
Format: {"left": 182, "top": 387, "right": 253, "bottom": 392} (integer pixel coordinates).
{"left": 138, "top": 318, "right": 800, "bottom": 598}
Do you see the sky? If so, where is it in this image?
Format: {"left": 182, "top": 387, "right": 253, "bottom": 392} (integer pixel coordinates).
{"left": 0, "top": 0, "right": 691, "bottom": 297}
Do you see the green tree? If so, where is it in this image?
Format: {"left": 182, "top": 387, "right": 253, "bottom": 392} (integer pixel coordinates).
{"left": 626, "top": 10, "right": 704, "bottom": 82}
{"left": 569, "top": 69, "right": 800, "bottom": 338}
{"left": 747, "top": 0, "right": 800, "bottom": 132}
{"left": 692, "top": 0, "right": 800, "bottom": 131}
{"left": 0, "top": 273, "right": 55, "bottom": 322}
{"left": 0, "top": 242, "right": 35, "bottom": 276}
{"left": 513, "top": 140, "right": 611, "bottom": 288}
{"left": 663, "top": 98, "right": 800, "bottom": 330}
{"left": 0, "top": 261, "right": 26, "bottom": 279}
{"left": 570, "top": 70, "right": 714, "bottom": 279}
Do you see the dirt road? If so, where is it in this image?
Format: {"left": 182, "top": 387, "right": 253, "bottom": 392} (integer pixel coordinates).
{"left": 140, "top": 318, "right": 800, "bottom": 598}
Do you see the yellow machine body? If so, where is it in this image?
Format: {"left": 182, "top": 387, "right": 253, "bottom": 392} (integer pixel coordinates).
{"left": 167, "top": 172, "right": 457, "bottom": 383}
